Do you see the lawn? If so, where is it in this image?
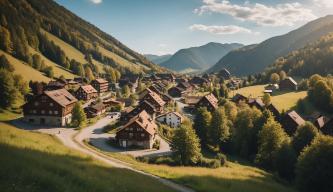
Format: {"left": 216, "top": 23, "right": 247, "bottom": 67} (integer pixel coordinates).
{"left": 89, "top": 145, "right": 295, "bottom": 192}
{"left": 231, "top": 85, "right": 307, "bottom": 112}
{"left": 0, "top": 122, "right": 175, "bottom": 192}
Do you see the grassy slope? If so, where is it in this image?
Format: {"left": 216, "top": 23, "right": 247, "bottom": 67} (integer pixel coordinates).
{"left": 231, "top": 85, "right": 307, "bottom": 111}
{"left": 0, "top": 122, "right": 175, "bottom": 192}
{"left": 0, "top": 50, "right": 50, "bottom": 82}
{"left": 92, "top": 150, "right": 295, "bottom": 192}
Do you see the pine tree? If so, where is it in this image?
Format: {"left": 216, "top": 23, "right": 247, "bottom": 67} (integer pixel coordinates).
{"left": 122, "top": 85, "right": 131, "bottom": 98}
{"left": 193, "top": 107, "right": 212, "bottom": 146}
{"left": 0, "top": 55, "right": 14, "bottom": 72}
{"left": 32, "top": 54, "right": 42, "bottom": 70}
{"left": 72, "top": 102, "right": 87, "bottom": 127}
{"left": 0, "top": 69, "right": 17, "bottom": 108}
{"left": 0, "top": 26, "right": 13, "bottom": 53}
{"left": 262, "top": 93, "right": 271, "bottom": 106}
{"left": 84, "top": 66, "right": 95, "bottom": 81}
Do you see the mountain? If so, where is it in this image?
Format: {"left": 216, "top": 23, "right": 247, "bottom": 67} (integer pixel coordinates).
{"left": 145, "top": 54, "right": 172, "bottom": 64}
{"left": 0, "top": 0, "right": 165, "bottom": 82}
{"left": 160, "top": 42, "right": 243, "bottom": 72}
{"left": 267, "top": 32, "right": 333, "bottom": 78}
{"left": 208, "top": 15, "right": 333, "bottom": 76}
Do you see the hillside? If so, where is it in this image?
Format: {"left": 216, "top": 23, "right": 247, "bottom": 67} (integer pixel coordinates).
{"left": 160, "top": 42, "right": 243, "bottom": 72}
{"left": 208, "top": 15, "right": 333, "bottom": 76}
{"left": 145, "top": 54, "right": 172, "bottom": 64}
{"left": 267, "top": 32, "right": 333, "bottom": 78}
{"left": 0, "top": 0, "right": 165, "bottom": 83}
{"left": 0, "top": 122, "right": 174, "bottom": 192}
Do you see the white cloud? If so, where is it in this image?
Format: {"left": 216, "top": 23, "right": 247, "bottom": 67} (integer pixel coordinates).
{"left": 158, "top": 43, "right": 167, "bottom": 48}
{"left": 313, "top": 0, "right": 333, "bottom": 7}
{"left": 194, "top": 0, "right": 316, "bottom": 26}
{"left": 189, "top": 24, "right": 258, "bottom": 35}
{"left": 89, "top": 0, "right": 102, "bottom": 4}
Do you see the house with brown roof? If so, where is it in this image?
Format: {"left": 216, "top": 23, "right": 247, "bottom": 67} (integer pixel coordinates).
{"left": 218, "top": 68, "right": 231, "bottom": 80}
{"left": 189, "top": 76, "right": 210, "bottom": 86}
{"left": 314, "top": 115, "right": 328, "bottom": 129}
{"left": 84, "top": 102, "right": 106, "bottom": 118}
{"left": 196, "top": 93, "right": 218, "bottom": 112}
{"left": 279, "top": 77, "right": 297, "bottom": 91}
{"left": 231, "top": 93, "right": 247, "bottom": 104}
{"left": 281, "top": 110, "right": 305, "bottom": 135}
{"left": 168, "top": 86, "right": 186, "bottom": 98}
{"left": 156, "top": 111, "right": 184, "bottom": 128}
{"left": 121, "top": 100, "right": 157, "bottom": 122}
{"left": 141, "top": 91, "right": 166, "bottom": 113}
{"left": 156, "top": 73, "right": 176, "bottom": 82}
{"left": 116, "top": 110, "right": 157, "bottom": 149}
{"left": 91, "top": 78, "right": 109, "bottom": 93}
{"left": 248, "top": 98, "right": 265, "bottom": 111}
{"left": 267, "top": 103, "right": 280, "bottom": 121}
{"left": 75, "top": 85, "right": 98, "bottom": 101}
{"left": 23, "top": 89, "right": 78, "bottom": 126}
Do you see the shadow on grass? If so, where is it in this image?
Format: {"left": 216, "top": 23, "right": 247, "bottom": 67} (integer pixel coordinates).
{"left": 0, "top": 143, "right": 175, "bottom": 192}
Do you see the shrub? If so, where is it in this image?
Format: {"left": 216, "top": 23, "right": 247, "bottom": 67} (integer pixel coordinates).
{"left": 216, "top": 153, "right": 227, "bottom": 166}
{"left": 197, "top": 156, "right": 221, "bottom": 168}
{"left": 153, "top": 139, "right": 160, "bottom": 150}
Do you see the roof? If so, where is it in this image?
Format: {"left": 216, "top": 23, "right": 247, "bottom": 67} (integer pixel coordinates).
{"left": 93, "top": 78, "right": 108, "bottom": 84}
{"left": 286, "top": 110, "right": 305, "bottom": 126}
{"left": 90, "top": 102, "right": 105, "bottom": 111}
{"left": 44, "top": 89, "right": 78, "bottom": 107}
{"left": 232, "top": 93, "right": 247, "bottom": 102}
{"left": 177, "top": 82, "right": 192, "bottom": 89}
{"left": 314, "top": 116, "right": 327, "bottom": 129}
{"left": 118, "top": 110, "right": 157, "bottom": 136}
{"left": 157, "top": 111, "right": 184, "bottom": 121}
{"left": 145, "top": 91, "right": 166, "bottom": 107}
{"left": 248, "top": 98, "right": 265, "bottom": 108}
{"left": 80, "top": 85, "right": 97, "bottom": 94}
{"left": 199, "top": 93, "right": 218, "bottom": 109}
{"left": 282, "top": 77, "right": 297, "bottom": 85}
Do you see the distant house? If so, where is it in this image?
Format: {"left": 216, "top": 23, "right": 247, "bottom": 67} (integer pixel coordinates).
{"left": 103, "top": 98, "right": 125, "bottom": 109}
{"left": 218, "top": 68, "right": 231, "bottom": 80}
{"left": 75, "top": 85, "right": 98, "bottom": 101}
{"left": 91, "top": 78, "right": 109, "bottom": 93}
{"left": 231, "top": 93, "right": 247, "bottom": 104}
{"left": 196, "top": 93, "right": 218, "bottom": 112}
{"left": 141, "top": 87, "right": 173, "bottom": 105}
{"left": 121, "top": 100, "right": 157, "bottom": 122}
{"left": 267, "top": 103, "right": 280, "bottom": 121}
{"left": 156, "top": 73, "right": 176, "bottom": 82}
{"left": 168, "top": 87, "right": 186, "bottom": 98}
{"left": 189, "top": 76, "right": 209, "bottom": 86}
{"left": 177, "top": 82, "right": 193, "bottom": 91}
{"left": 84, "top": 103, "right": 106, "bottom": 118}
{"left": 23, "top": 89, "right": 78, "bottom": 126}
{"left": 141, "top": 91, "right": 166, "bottom": 113}
{"left": 175, "top": 77, "right": 188, "bottom": 83}
{"left": 281, "top": 110, "right": 305, "bottom": 135}
{"left": 156, "top": 111, "right": 183, "bottom": 128}
{"left": 248, "top": 98, "right": 265, "bottom": 111}
{"left": 314, "top": 115, "right": 328, "bottom": 129}
{"left": 279, "top": 77, "right": 297, "bottom": 91}
{"left": 116, "top": 110, "right": 157, "bottom": 149}
{"left": 265, "top": 84, "right": 279, "bottom": 91}
{"left": 46, "top": 80, "right": 66, "bottom": 90}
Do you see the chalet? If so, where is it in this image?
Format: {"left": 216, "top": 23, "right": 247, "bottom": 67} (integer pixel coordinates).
{"left": 91, "top": 78, "right": 109, "bottom": 93}
{"left": 75, "top": 85, "right": 98, "bottom": 101}
{"left": 141, "top": 91, "right": 166, "bottom": 113}
{"left": 156, "top": 111, "right": 183, "bottom": 128}
{"left": 156, "top": 73, "right": 176, "bottom": 82}
{"left": 84, "top": 103, "right": 106, "bottom": 118}
{"left": 281, "top": 110, "right": 305, "bottom": 135}
{"left": 116, "top": 110, "right": 157, "bottom": 149}
{"left": 248, "top": 98, "right": 265, "bottom": 111}
{"left": 189, "top": 76, "right": 209, "bottom": 86}
{"left": 119, "top": 76, "right": 139, "bottom": 92}
{"left": 267, "top": 103, "right": 280, "bottom": 121}
{"left": 321, "top": 118, "right": 333, "bottom": 136}
{"left": 218, "top": 68, "right": 231, "bottom": 80}
{"left": 177, "top": 82, "right": 193, "bottom": 91}
{"left": 74, "top": 77, "right": 85, "bottom": 84}
{"left": 121, "top": 100, "right": 157, "bottom": 122}
{"left": 196, "top": 93, "right": 218, "bottom": 112}
{"left": 23, "top": 89, "right": 77, "bottom": 126}
{"left": 140, "top": 87, "right": 173, "bottom": 105}
{"left": 231, "top": 93, "right": 247, "bottom": 104}
{"left": 149, "top": 84, "right": 164, "bottom": 94}
{"left": 168, "top": 86, "right": 186, "bottom": 98}
{"left": 103, "top": 98, "right": 125, "bottom": 109}
{"left": 47, "top": 80, "right": 66, "bottom": 90}
{"left": 160, "top": 93, "right": 174, "bottom": 105}
{"left": 227, "top": 79, "right": 242, "bottom": 90}
{"left": 314, "top": 115, "right": 328, "bottom": 129}
{"left": 279, "top": 77, "right": 297, "bottom": 91}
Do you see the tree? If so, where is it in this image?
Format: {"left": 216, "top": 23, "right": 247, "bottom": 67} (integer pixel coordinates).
{"left": 13, "top": 74, "right": 29, "bottom": 96}
{"left": 279, "top": 71, "right": 287, "bottom": 80}
{"left": 223, "top": 101, "right": 237, "bottom": 122}
{"left": 84, "top": 66, "right": 94, "bottom": 81}
{"left": 193, "top": 107, "right": 212, "bottom": 146}
{"left": 262, "top": 93, "right": 271, "bottom": 106}
{"left": 122, "top": 85, "right": 131, "bottom": 98}
{"left": 296, "top": 135, "right": 333, "bottom": 192}
{"left": 171, "top": 121, "right": 201, "bottom": 165}
{"left": 210, "top": 107, "right": 230, "bottom": 148}
{"left": 1, "top": 15, "right": 7, "bottom": 27}
{"left": 43, "top": 66, "right": 54, "bottom": 78}
{"left": 219, "top": 84, "right": 229, "bottom": 98}
{"left": 270, "top": 73, "right": 280, "bottom": 84}
{"left": 292, "top": 122, "right": 318, "bottom": 155}
{"left": 0, "top": 55, "right": 14, "bottom": 72}
{"left": 72, "top": 102, "right": 87, "bottom": 127}
{"left": 0, "top": 69, "right": 17, "bottom": 108}
{"left": 0, "top": 26, "right": 12, "bottom": 53}
{"left": 32, "top": 54, "right": 42, "bottom": 70}
{"left": 255, "top": 117, "right": 288, "bottom": 169}
{"left": 308, "top": 80, "right": 333, "bottom": 112}
{"left": 274, "top": 140, "right": 297, "bottom": 181}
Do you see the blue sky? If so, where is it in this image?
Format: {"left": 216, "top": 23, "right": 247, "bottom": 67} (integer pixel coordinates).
{"left": 55, "top": 0, "right": 333, "bottom": 55}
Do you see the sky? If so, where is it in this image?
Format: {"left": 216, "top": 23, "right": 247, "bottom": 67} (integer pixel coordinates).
{"left": 55, "top": 0, "right": 333, "bottom": 55}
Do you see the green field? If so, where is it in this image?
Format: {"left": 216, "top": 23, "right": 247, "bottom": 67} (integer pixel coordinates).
{"left": 0, "top": 122, "right": 175, "bottom": 192}
{"left": 231, "top": 85, "right": 307, "bottom": 112}
{"left": 89, "top": 146, "right": 295, "bottom": 192}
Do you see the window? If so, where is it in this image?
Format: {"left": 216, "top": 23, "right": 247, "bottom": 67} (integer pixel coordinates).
{"left": 141, "top": 133, "right": 145, "bottom": 137}
{"left": 54, "top": 111, "right": 58, "bottom": 115}
{"left": 49, "top": 110, "right": 53, "bottom": 115}
{"left": 34, "top": 102, "right": 39, "bottom": 106}
{"left": 41, "top": 110, "right": 45, "bottom": 114}
{"left": 33, "top": 110, "right": 37, "bottom": 114}
{"left": 130, "top": 127, "right": 133, "bottom": 131}
{"left": 41, "top": 96, "right": 47, "bottom": 102}
{"left": 129, "top": 133, "right": 133, "bottom": 138}
{"left": 49, "top": 103, "right": 54, "bottom": 107}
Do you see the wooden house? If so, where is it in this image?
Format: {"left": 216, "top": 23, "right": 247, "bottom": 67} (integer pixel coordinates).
{"left": 121, "top": 100, "right": 157, "bottom": 122}
{"left": 218, "top": 68, "right": 231, "bottom": 80}
{"left": 141, "top": 91, "right": 166, "bottom": 113}
{"left": 267, "top": 103, "right": 280, "bottom": 121}
{"left": 168, "top": 86, "right": 186, "bottom": 98}
{"left": 156, "top": 111, "right": 183, "bottom": 128}
{"left": 84, "top": 103, "right": 106, "bottom": 118}
{"left": 91, "top": 78, "right": 109, "bottom": 93}
{"left": 116, "top": 110, "right": 157, "bottom": 149}
{"left": 279, "top": 77, "right": 297, "bottom": 91}
{"left": 189, "top": 76, "right": 209, "bottom": 86}
{"left": 75, "top": 85, "right": 98, "bottom": 101}
{"left": 248, "top": 98, "right": 265, "bottom": 111}
{"left": 231, "top": 93, "right": 247, "bottom": 104}
{"left": 281, "top": 110, "right": 305, "bottom": 135}
{"left": 23, "top": 89, "right": 77, "bottom": 126}
{"left": 196, "top": 93, "right": 218, "bottom": 112}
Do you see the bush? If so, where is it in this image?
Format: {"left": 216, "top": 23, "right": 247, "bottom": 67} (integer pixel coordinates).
{"left": 153, "top": 139, "right": 160, "bottom": 150}
{"left": 197, "top": 156, "right": 221, "bottom": 168}
{"left": 216, "top": 153, "right": 227, "bottom": 166}
{"left": 154, "top": 156, "right": 176, "bottom": 165}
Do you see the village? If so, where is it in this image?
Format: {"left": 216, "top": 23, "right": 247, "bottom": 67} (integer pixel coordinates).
{"left": 20, "top": 68, "right": 333, "bottom": 158}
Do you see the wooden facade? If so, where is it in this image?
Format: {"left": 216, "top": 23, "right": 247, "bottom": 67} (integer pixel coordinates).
{"left": 75, "top": 85, "right": 98, "bottom": 101}
{"left": 91, "top": 78, "right": 109, "bottom": 93}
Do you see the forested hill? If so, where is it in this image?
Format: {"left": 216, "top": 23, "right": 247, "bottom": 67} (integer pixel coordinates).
{"left": 0, "top": 0, "right": 165, "bottom": 82}
{"left": 266, "top": 32, "right": 333, "bottom": 78}
{"left": 208, "top": 15, "right": 333, "bottom": 76}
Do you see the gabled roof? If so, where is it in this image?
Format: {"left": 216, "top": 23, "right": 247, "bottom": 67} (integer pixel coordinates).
{"left": 198, "top": 93, "right": 218, "bottom": 109}
{"left": 145, "top": 91, "right": 166, "bottom": 107}
{"left": 44, "top": 89, "right": 77, "bottom": 107}
{"left": 118, "top": 110, "right": 157, "bottom": 136}
{"left": 314, "top": 116, "right": 327, "bottom": 129}
{"left": 93, "top": 78, "right": 108, "bottom": 84}
{"left": 231, "top": 93, "right": 247, "bottom": 102}
{"left": 286, "top": 110, "right": 305, "bottom": 126}
{"left": 248, "top": 98, "right": 265, "bottom": 109}
{"left": 80, "top": 85, "right": 97, "bottom": 94}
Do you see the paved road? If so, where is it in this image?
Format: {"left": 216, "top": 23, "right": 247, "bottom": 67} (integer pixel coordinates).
{"left": 12, "top": 117, "right": 194, "bottom": 192}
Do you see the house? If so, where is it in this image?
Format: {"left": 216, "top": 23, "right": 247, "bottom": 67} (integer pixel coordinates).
{"left": 116, "top": 110, "right": 157, "bottom": 149}
{"left": 140, "top": 87, "right": 173, "bottom": 105}
{"left": 156, "top": 73, "right": 176, "bottom": 82}
{"left": 177, "top": 82, "right": 193, "bottom": 91}
{"left": 168, "top": 86, "right": 186, "bottom": 98}
{"left": 196, "top": 93, "right": 218, "bottom": 112}
{"left": 281, "top": 110, "right": 305, "bottom": 135}
{"left": 84, "top": 103, "right": 106, "bottom": 118}
{"left": 23, "top": 89, "right": 77, "bottom": 126}
{"left": 141, "top": 91, "right": 166, "bottom": 113}
{"left": 265, "top": 84, "right": 279, "bottom": 91}
{"left": 231, "top": 93, "right": 247, "bottom": 104}
{"left": 175, "top": 77, "right": 188, "bottom": 83}
{"left": 91, "top": 78, "right": 109, "bottom": 93}
{"left": 46, "top": 80, "right": 66, "bottom": 90}
{"left": 103, "top": 98, "right": 125, "bottom": 109}
{"left": 314, "top": 115, "right": 328, "bottom": 129}
{"left": 189, "top": 76, "right": 209, "bottom": 86}
{"left": 75, "top": 85, "right": 98, "bottom": 101}
{"left": 156, "top": 111, "right": 183, "bottom": 128}
{"left": 321, "top": 118, "right": 333, "bottom": 136}
{"left": 279, "top": 77, "right": 297, "bottom": 91}
{"left": 267, "top": 103, "right": 280, "bottom": 121}
{"left": 118, "top": 76, "right": 139, "bottom": 92}
{"left": 218, "top": 68, "right": 231, "bottom": 80}
{"left": 248, "top": 98, "right": 265, "bottom": 111}
{"left": 121, "top": 100, "right": 157, "bottom": 122}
